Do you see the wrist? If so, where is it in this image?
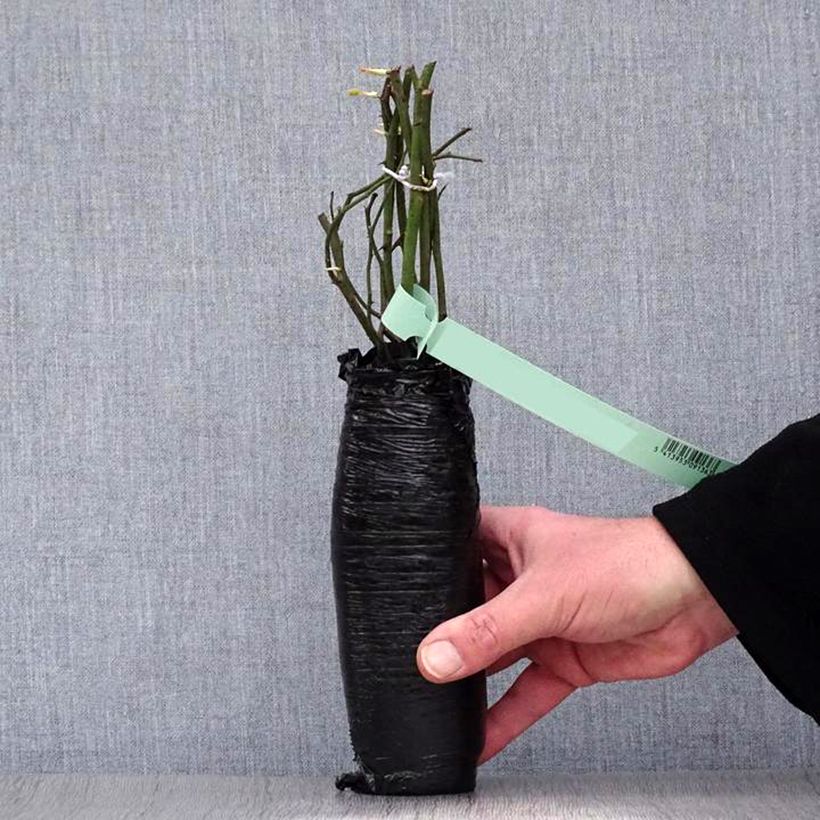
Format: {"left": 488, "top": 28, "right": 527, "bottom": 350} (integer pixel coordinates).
{"left": 643, "top": 515, "right": 712, "bottom": 613}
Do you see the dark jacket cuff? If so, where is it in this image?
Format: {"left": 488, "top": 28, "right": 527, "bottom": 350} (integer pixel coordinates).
{"left": 653, "top": 418, "right": 820, "bottom": 723}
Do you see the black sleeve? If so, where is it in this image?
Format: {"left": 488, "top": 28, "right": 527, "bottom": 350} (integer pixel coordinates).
{"left": 652, "top": 415, "right": 820, "bottom": 723}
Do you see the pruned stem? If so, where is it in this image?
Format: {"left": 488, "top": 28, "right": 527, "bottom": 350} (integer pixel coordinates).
{"left": 418, "top": 81, "right": 436, "bottom": 292}
{"left": 322, "top": 63, "right": 475, "bottom": 348}
{"left": 400, "top": 62, "right": 436, "bottom": 291}
{"left": 379, "top": 98, "right": 400, "bottom": 308}
{"left": 392, "top": 74, "right": 412, "bottom": 232}
{"left": 388, "top": 68, "right": 413, "bottom": 151}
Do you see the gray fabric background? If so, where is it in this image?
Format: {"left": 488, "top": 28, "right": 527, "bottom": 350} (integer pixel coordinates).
{"left": 1, "top": 0, "right": 818, "bottom": 775}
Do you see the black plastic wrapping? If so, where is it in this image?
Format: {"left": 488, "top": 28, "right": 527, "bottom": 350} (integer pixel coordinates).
{"left": 331, "top": 344, "right": 486, "bottom": 795}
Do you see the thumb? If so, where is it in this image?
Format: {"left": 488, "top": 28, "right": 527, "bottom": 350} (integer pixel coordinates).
{"left": 416, "top": 579, "right": 546, "bottom": 683}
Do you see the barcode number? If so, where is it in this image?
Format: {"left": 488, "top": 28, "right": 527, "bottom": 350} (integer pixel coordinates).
{"left": 659, "top": 437, "right": 722, "bottom": 476}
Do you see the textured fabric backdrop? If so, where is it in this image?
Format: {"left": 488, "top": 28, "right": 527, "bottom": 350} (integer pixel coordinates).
{"left": 1, "top": 1, "right": 818, "bottom": 774}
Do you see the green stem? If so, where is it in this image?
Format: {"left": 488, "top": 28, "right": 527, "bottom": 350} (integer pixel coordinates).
{"left": 365, "top": 193, "right": 395, "bottom": 326}
{"left": 390, "top": 69, "right": 413, "bottom": 241}
{"left": 321, "top": 63, "right": 473, "bottom": 346}
{"left": 394, "top": 128, "right": 407, "bottom": 239}
{"left": 419, "top": 198, "right": 431, "bottom": 290}
{"left": 363, "top": 193, "right": 379, "bottom": 319}
{"left": 380, "top": 184, "right": 395, "bottom": 308}
{"left": 431, "top": 192, "right": 447, "bottom": 318}
{"left": 379, "top": 106, "right": 400, "bottom": 307}
{"left": 318, "top": 213, "right": 380, "bottom": 345}
{"left": 323, "top": 175, "right": 389, "bottom": 266}
{"left": 400, "top": 62, "right": 436, "bottom": 292}
{"left": 321, "top": 174, "right": 389, "bottom": 310}
{"left": 388, "top": 68, "right": 413, "bottom": 151}
{"left": 418, "top": 82, "right": 436, "bottom": 292}
{"left": 395, "top": 176, "right": 407, "bottom": 237}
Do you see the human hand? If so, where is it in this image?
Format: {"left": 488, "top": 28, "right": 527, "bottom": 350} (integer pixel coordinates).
{"left": 416, "top": 506, "right": 737, "bottom": 763}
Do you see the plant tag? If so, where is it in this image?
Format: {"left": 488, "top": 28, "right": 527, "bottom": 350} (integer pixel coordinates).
{"left": 381, "top": 285, "right": 735, "bottom": 488}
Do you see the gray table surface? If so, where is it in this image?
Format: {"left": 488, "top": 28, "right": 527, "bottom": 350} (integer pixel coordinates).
{"left": 1, "top": 770, "right": 818, "bottom": 819}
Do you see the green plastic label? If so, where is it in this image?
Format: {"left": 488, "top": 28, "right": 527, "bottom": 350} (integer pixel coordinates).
{"left": 381, "top": 285, "right": 734, "bottom": 488}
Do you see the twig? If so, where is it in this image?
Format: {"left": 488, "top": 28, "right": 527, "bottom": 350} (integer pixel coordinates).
{"left": 365, "top": 192, "right": 390, "bottom": 321}
{"left": 321, "top": 174, "right": 390, "bottom": 312}
{"left": 363, "top": 193, "right": 379, "bottom": 319}
{"left": 432, "top": 126, "right": 471, "bottom": 157}
{"left": 318, "top": 213, "right": 380, "bottom": 345}
{"left": 434, "top": 152, "right": 483, "bottom": 163}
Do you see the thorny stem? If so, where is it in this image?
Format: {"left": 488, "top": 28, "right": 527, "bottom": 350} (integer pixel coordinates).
{"left": 321, "top": 174, "right": 388, "bottom": 270}
{"left": 393, "top": 69, "right": 413, "bottom": 240}
{"left": 395, "top": 175, "right": 407, "bottom": 237}
{"left": 400, "top": 62, "right": 435, "bottom": 291}
{"left": 431, "top": 192, "right": 447, "bottom": 318}
{"left": 318, "top": 212, "right": 380, "bottom": 345}
{"left": 321, "top": 63, "right": 478, "bottom": 349}
{"left": 363, "top": 193, "right": 379, "bottom": 319}
{"left": 389, "top": 69, "right": 414, "bottom": 151}
{"left": 380, "top": 115, "right": 399, "bottom": 308}
{"left": 418, "top": 83, "right": 436, "bottom": 292}
{"left": 419, "top": 200, "right": 432, "bottom": 290}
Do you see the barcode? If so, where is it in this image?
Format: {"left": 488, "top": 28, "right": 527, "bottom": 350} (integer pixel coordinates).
{"left": 659, "top": 437, "right": 722, "bottom": 476}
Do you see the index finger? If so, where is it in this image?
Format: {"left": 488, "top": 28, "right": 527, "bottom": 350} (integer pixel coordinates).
{"left": 477, "top": 504, "right": 547, "bottom": 553}
{"left": 475, "top": 505, "right": 515, "bottom": 550}
{"left": 475, "top": 505, "right": 516, "bottom": 569}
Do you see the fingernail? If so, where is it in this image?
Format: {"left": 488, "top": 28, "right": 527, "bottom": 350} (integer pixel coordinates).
{"left": 421, "top": 640, "right": 463, "bottom": 680}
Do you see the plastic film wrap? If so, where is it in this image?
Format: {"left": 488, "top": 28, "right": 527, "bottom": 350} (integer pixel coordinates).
{"left": 331, "top": 345, "right": 486, "bottom": 795}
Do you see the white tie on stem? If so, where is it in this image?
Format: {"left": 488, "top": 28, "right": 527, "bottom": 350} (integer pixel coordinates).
{"left": 380, "top": 163, "right": 452, "bottom": 192}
